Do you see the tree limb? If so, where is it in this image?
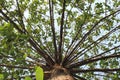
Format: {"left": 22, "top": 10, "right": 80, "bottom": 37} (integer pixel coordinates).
{"left": 65, "top": 2, "right": 92, "bottom": 56}
{"left": 16, "top": 0, "right": 25, "bottom": 28}
{"left": 58, "top": 0, "right": 66, "bottom": 64}
{"left": 68, "top": 25, "right": 120, "bottom": 64}
{"left": 62, "top": 10, "right": 120, "bottom": 66}
{"left": 72, "top": 74, "right": 87, "bottom": 80}
{"left": 0, "top": 64, "right": 34, "bottom": 69}
{"left": 71, "top": 68, "right": 120, "bottom": 73}
{"left": 0, "top": 9, "right": 55, "bottom": 66}
{"left": 49, "top": 0, "right": 58, "bottom": 62}
{"left": 69, "top": 53, "right": 120, "bottom": 68}
{"left": 0, "top": 9, "right": 23, "bottom": 33}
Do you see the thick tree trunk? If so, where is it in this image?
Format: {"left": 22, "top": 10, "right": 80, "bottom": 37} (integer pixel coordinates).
{"left": 50, "top": 75, "right": 74, "bottom": 80}
{"left": 47, "top": 64, "right": 74, "bottom": 80}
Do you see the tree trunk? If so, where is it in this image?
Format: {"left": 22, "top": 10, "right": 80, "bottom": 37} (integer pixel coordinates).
{"left": 47, "top": 64, "right": 74, "bottom": 80}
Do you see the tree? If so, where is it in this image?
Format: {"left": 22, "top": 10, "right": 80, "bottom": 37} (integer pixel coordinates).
{"left": 0, "top": 0, "right": 120, "bottom": 80}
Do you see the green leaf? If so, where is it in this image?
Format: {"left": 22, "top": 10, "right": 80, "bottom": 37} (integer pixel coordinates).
{"left": 0, "top": 74, "right": 4, "bottom": 80}
{"left": 25, "top": 76, "right": 32, "bottom": 80}
{"left": 35, "top": 66, "right": 44, "bottom": 80}
{"left": 23, "top": 53, "right": 27, "bottom": 59}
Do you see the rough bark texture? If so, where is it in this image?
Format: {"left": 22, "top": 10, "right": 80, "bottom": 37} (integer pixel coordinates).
{"left": 48, "top": 64, "right": 74, "bottom": 80}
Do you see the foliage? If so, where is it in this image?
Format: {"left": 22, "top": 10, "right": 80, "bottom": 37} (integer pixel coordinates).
{"left": 25, "top": 76, "right": 32, "bottom": 80}
{"left": 35, "top": 66, "right": 44, "bottom": 80}
{"left": 0, "top": 0, "right": 120, "bottom": 80}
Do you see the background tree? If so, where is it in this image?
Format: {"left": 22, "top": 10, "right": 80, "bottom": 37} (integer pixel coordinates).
{"left": 0, "top": 0, "right": 120, "bottom": 80}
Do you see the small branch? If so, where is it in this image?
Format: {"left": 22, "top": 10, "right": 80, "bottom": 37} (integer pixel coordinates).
{"left": 62, "top": 9, "right": 120, "bottom": 66}
{"left": 2, "top": 6, "right": 21, "bottom": 24}
{"left": 71, "top": 68, "right": 120, "bottom": 73}
{"left": 89, "top": 45, "right": 120, "bottom": 60}
{"left": 66, "top": 2, "right": 92, "bottom": 55}
{"left": 7, "top": 71, "right": 51, "bottom": 80}
{"left": 0, "top": 9, "right": 55, "bottom": 66}
{"left": 25, "top": 60, "right": 43, "bottom": 67}
{"left": 77, "top": 25, "right": 119, "bottom": 56}
{"left": 0, "top": 64, "right": 34, "bottom": 69}
{"left": 72, "top": 74, "right": 87, "bottom": 80}
{"left": 66, "top": 45, "right": 120, "bottom": 68}
{"left": 49, "top": 0, "right": 58, "bottom": 62}
{"left": 62, "top": 9, "right": 70, "bottom": 56}
{"left": 68, "top": 25, "right": 120, "bottom": 64}
{"left": 0, "top": 53, "right": 13, "bottom": 58}
{"left": 63, "top": 3, "right": 93, "bottom": 66}
{"left": 0, "top": 9, "right": 23, "bottom": 33}
{"left": 28, "top": 38, "right": 55, "bottom": 66}
{"left": 16, "top": 0, "right": 23, "bottom": 24}
{"left": 16, "top": 0, "right": 26, "bottom": 32}
{"left": 93, "top": 73, "right": 114, "bottom": 78}
{"left": 63, "top": 14, "right": 87, "bottom": 66}
{"left": 69, "top": 53, "right": 120, "bottom": 68}
{"left": 25, "top": 22, "right": 54, "bottom": 60}
{"left": 58, "top": 0, "right": 66, "bottom": 63}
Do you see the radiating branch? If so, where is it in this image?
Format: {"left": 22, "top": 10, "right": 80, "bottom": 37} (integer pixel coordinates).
{"left": 16, "top": 0, "right": 25, "bottom": 29}
{"left": 62, "top": 10, "right": 120, "bottom": 66}
{"left": 94, "top": 73, "right": 109, "bottom": 77}
{"left": 71, "top": 68, "right": 120, "bottom": 73}
{"left": 89, "top": 45, "right": 120, "bottom": 60}
{"left": 16, "top": 1, "right": 54, "bottom": 63}
{"left": 0, "top": 53, "right": 13, "bottom": 58}
{"left": 0, "top": 64, "right": 34, "bottom": 69}
{"left": 49, "top": 0, "right": 58, "bottom": 62}
{"left": 73, "top": 74, "right": 87, "bottom": 80}
{"left": 1, "top": 6, "right": 21, "bottom": 24}
{"left": 65, "top": 2, "right": 92, "bottom": 56}
{"left": 24, "top": 21, "right": 54, "bottom": 59}
{"left": 58, "top": 0, "right": 66, "bottom": 64}
{"left": 25, "top": 60, "right": 49, "bottom": 70}
{"left": 69, "top": 53, "right": 120, "bottom": 68}
{"left": 68, "top": 25, "right": 120, "bottom": 64}
{"left": 0, "top": 9, "right": 55, "bottom": 66}
{"left": 63, "top": 12, "right": 87, "bottom": 66}
{"left": 0, "top": 9, "right": 23, "bottom": 33}
{"left": 66, "top": 45, "right": 120, "bottom": 68}
{"left": 28, "top": 38, "right": 55, "bottom": 66}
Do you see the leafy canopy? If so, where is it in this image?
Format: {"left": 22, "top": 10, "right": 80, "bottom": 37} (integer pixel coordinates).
{"left": 0, "top": 0, "right": 120, "bottom": 80}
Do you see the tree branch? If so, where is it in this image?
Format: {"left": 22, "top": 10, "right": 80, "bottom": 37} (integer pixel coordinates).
{"left": 89, "top": 45, "right": 120, "bottom": 60}
{"left": 28, "top": 38, "right": 55, "bottom": 66}
{"left": 0, "top": 53, "right": 13, "bottom": 58}
{"left": 0, "top": 64, "right": 34, "bottom": 69}
{"left": 93, "top": 73, "right": 114, "bottom": 78}
{"left": 25, "top": 21, "right": 54, "bottom": 60}
{"left": 49, "top": 0, "right": 58, "bottom": 62}
{"left": 65, "top": 2, "right": 92, "bottom": 56}
{"left": 71, "top": 68, "right": 120, "bottom": 73}
{"left": 58, "top": 0, "right": 66, "bottom": 64}
{"left": 68, "top": 25, "right": 120, "bottom": 64}
{"left": 69, "top": 53, "right": 120, "bottom": 68}
{"left": 0, "top": 9, "right": 55, "bottom": 66}
{"left": 63, "top": 15, "right": 87, "bottom": 66}
{"left": 25, "top": 60, "right": 49, "bottom": 70}
{"left": 16, "top": 0, "right": 24, "bottom": 27}
{"left": 15, "top": 1, "right": 53, "bottom": 62}
{"left": 62, "top": 10, "right": 120, "bottom": 66}
{"left": 0, "top": 9, "right": 23, "bottom": 33}
{"left": 72, "top": 74, "right": 87, "bottom": 80}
